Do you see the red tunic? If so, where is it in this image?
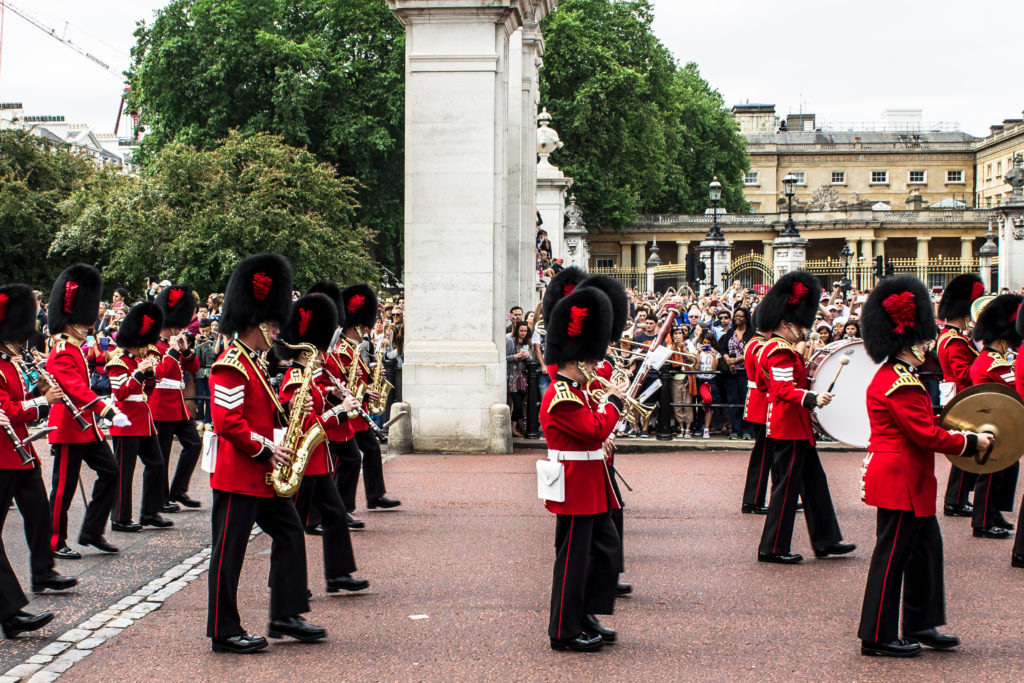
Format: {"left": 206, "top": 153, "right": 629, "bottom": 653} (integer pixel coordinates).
{"left": 862, "top": 362, "right": 969, "bottom": 516}
{"left": 759, "top": 336, "right": 815, "bottom": 443}
{"left": 46, "top": 335, "right": 114, "bottom": 444}
{"left": 150, "top": 339, "right": 200, "bottom": 422}
{"left": 333, "top": 338, "right": 371, "bottom": 432}
{"left": 969, "top": 348, "right": 1016, "bottom": 389}
{"left": 320, "top": 349, "right": 356, "bottom": 442}
{"left": 0, "top": 355, "right": 48, "bottom": 469}
{"left": 277, "top": 365, "right": 347, "bottom": 477}
{"left": 743, "top": 334, "right": 768, "bottom": 424}
{"left": 936, "top": 326, "right": 977, "bottom": 393}
{"left": 209, "top": 341, "right": 285, "bottom": 497}
{"left": 1016, "top": 355, "right": 1024, "bottom": 403}
{"left": 539, "top": 377, "right": 622, "bottom": 516}
{"left": 106, "top": 353, "right": 156, "bottom": 437}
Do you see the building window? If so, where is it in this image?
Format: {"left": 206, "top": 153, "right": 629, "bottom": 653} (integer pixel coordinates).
{"left": 830, "top": 171, "right": 846, "bottom": 185}
{"left": 946, "top": 170, "right": 964, "bottom": 184}
{"left": 790, "top": 171, "right": 806, "bottom": 185}
{"left": 870, "top": 170, "right": 889, "bottom": 184}
{"left": 987, "top": 164, "right": 993, "bottom": 180}
{"left": 596, "top": 258, "right": 614, "bottom": 269}
{"left": 908, "top": 170, "right": 926, "bottom": 184}
{"left": 744, "top": 171, "right": 759, "bottom": 186}
{"left": 997, "top": 161, "right": 1003, "bottom": 177}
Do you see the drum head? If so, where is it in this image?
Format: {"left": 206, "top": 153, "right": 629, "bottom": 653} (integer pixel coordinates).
{"left": 808, "top": 339, "right": 880, "bottom": 449}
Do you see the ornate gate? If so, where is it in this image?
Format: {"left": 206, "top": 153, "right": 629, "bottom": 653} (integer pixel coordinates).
{"left": 724, "top": 252, "right": 775, "bottom": 293}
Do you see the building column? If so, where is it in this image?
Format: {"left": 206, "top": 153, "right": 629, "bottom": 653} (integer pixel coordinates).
{"left": 857, "top": 239, "right": 873, "bottom": 290}
{"left": 633, "top": 241, "right": 646, "bottom": 270}
{"left": 762, "top": 240, "right": 774, "bottom": 262}
{"left": 873, "top": 238, "right": 886, "bottom": 260}
{"left": 917, "top": 236, "right": 930, "bottom": 281}
{"left": 676, "top": 241, "right": 689, "bottom": 265}
{"left": 620, "top": 242, "right": 632, "bottom": 269}
{"left": 960, "top": 235, "right": 974, "bottom": 264}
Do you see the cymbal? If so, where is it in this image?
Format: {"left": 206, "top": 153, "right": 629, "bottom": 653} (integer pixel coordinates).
{"left": 940, "top": 384, "right": 1024, "bottom": 474}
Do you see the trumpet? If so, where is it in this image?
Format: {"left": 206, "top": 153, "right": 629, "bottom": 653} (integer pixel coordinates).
{"left": 613, "top": 346, "right": 696, "bottom": 369}
{"left": 578, "top": 362, "right": 654, "bottom": 429}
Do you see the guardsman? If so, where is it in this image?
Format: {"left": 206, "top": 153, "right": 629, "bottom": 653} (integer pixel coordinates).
{"left": 756, "top": 271, "right": 855, "bottom": 565}
{"left": 857, "top": 275, "right": 988, "bottom": 658}
{"left": 45, "top": 265, "right": 128, "bottom": 559}
{"left": 277, "top": 293, "right": 368, "bottom": 595}
{"left": 0, "top": 283, "right": 76, "bottom": 639}
{"left": 206, "top": 253, "right": 324, "bottom": 654}
{"left": 936, "top": 274, "right": 984, "bottom": 517}
{"left": 741, "top": 307, "right": 772, "bottom": 514}
{"left": 540, "top": 286, "right": 622, "bottom": 653}
{"left": 107, "top": 303, "right": 170, "bottom": 532}
{"left": 968, "top": 293, "right": 1022, "bottom": 539}
{"left": 153, "top": 284, "right": 202, "bottom": 511}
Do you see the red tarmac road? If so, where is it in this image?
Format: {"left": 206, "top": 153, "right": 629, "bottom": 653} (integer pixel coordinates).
{"left": 68, "top": 450, "right": 1024, "bottom": 682}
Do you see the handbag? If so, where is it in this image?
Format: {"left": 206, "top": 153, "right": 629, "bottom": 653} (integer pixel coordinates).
{"left": 200, "top": 429, "right": 218, "bottom": 473}
{"left": 536, "top": 458, "right": 565, "bottom": 502}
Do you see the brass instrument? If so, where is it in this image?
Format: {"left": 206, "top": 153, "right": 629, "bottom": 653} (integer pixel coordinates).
{"left": 345, "top": 339, "right": 367, "bottom": 403}
{"left": 320, "top": 356, "right": 389, "bottom": 443}
{"left": 367, "top": 325, "right": 395, "bottom": 416}
{"left": 939, "top": 383, "right": 1024, "bottom": 475}
{"left": 969, "top": 295, "right": 995, "bottom": 325}
{"left": 266, "top": 341, "right": 327, "bottom": 497}
{"left": 614, "top": 346, "right": 696, "bottom": 369}
{"left": 578, "top": 362, "right": 654, "bottom": 429}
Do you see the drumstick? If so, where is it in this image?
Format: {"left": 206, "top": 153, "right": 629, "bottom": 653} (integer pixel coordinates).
{"left": 826, "top": 357, "right": 850, "bottom": 393}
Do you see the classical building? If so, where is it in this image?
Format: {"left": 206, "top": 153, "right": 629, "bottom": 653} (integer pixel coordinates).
{"left": 976, "top": 119, "right": 1024, "bottom": 208}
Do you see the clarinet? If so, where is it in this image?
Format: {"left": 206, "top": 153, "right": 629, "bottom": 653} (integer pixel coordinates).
{"left": 322, "top": 369, "right": 389, "bottom": 444}
{"left": 21, "top": 353, "right": 94, "bottom": 430}
{"left": 1, "top": 421, "right": 34, "bottom": 467}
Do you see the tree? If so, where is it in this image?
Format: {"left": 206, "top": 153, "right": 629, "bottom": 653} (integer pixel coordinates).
{"left": 0, "top": 130, "right": 98, "bottom": 287}
{"left": 52, "top": 132, "right": 377, "bottom": 297}
{"left": 540, "top": 0, "right": 748, "bottom": 231}
{"left": 126, "top": 0, "right": 405, "bottom": 271}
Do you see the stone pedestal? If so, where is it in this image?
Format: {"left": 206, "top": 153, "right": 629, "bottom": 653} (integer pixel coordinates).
{"left": 536, "top": 109, "right": 573, "bottom": 268}
{"left": 388, "top": 0, "right": 555, "bottom": 453}
{"left": 562, "top": 195, "right": 588, "bottom": 269}
{"left": 772, "top": 234, "right": 809, "bottom": 278}
{"left": 697, "top": 238, "right": 733, "bottom": 292}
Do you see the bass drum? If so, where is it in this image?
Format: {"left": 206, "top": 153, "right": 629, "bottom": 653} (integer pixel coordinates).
{"left": 805, "top": 338, "right": 880, "bottom": 449}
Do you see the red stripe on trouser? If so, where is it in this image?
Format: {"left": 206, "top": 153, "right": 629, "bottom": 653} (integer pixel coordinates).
{"left": 874, "top": 514, "right": 903, "bottom": 642}
{"left": 556, "top": 518, "right": 575, "bottom": 639}
{"left": 983, "top": 477, "right": 993, "bottom": 527}
{"left": 772, "top": 443, "right": 796, "bottom": 553}
{"left": 213, "top": 493, "right": 232, "bottom": 638}
{"left": 51, "top": 445, "right": 68, "bottom": 551}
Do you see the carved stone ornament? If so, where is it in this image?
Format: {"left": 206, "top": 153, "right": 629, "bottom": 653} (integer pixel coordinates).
{"left": 809, "top": 185, "right": 841, "bottom": 211}
{"left": 1006, "top": 153, "right": 1024, "bottom": 200}
{"left": 537, "top": 108, "right": 564, "bottom": 169}
{"left": 1013, "top": 216, "right": 1024, "bottom": 241}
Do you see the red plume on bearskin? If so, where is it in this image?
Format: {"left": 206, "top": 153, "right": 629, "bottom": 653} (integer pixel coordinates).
{"left": 578, "top": 274, "right": 628, "bottom": 341}
{"left": 252, "top": 272, "right": 272, "bottom": 301}
{"left": 755, "top": 270, "right": 821, "bottom": 332}
{"left": 47, "top": 264, "right": 102, "bottom": 334}
{"left": 881, "top": 291, "right": 917, "bottom": 334}
{"left": 544, "top": 286, "right": 612, "bottom": 366}
{"left": 140, "top": 315, "right": 155, "bottom": 336}
{"left": 63, "top": 281, "right": 79, "bottom": 314}
{"left": 938, "top": 273, "right": 984, "bottom": 321}
{"left": 156, "top": 283, "right": 196, "bottom": 330}
{"left": 567, "top": 306, "right": 588, "bottom": 337}
{"left": 347, "top": 294, "right": 365, "bottom": 314}
{"left": 971, "top": 282, "right": 985, "bottom": 301}
{"left": 115, "top": 303, "right": 164, "bottom": 350}
{"left": 0, "top": 293, "right": 7, "bottom": 324}
{"left": 0, "top": 284, "right": 37, "bottom": 344}
{"left": 298, "top": 308, "right": 313, "bottom": 337}
{"left": 167, "top": 287, "right": 185, "bottom": 308}
{"left": 280, "top": 293, "right": 337, "bottom": 356}
{"left": 862, "top": 275, "right": 936, "bottom": 363}
{"left": 220, "top": 254, "right": 293, "bottom": 336}
{"left": 972, "top": 293, "right": 1023, "bottom": 348}
{"left": 341, "top": 284, "right": 377, "bottom": 330}
{"left": 786, "top": 281, "right": 808, "bottom": 306}
{"left": 542, "top": 266, "right": 588, "bottom": 326}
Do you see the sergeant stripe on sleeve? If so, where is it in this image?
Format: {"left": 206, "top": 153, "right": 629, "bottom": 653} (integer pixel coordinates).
{"left": 110, "top": 375, "right": 127, "bottom": 390}
{"left": 213, "top": 385, "right": 245, "bottom": 410}
{"left": 771, "top": 367, "right": 794, "bottom": 382}
{"left": 1001, "top": 371, "right": 1015, "bottom": 384}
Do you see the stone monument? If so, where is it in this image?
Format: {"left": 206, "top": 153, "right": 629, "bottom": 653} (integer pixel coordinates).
{"left": 562, "top": 195, "right": 589, "bottom": 270}
{"left": 997, "top": 153, "right": 1024, "bottom": 290}
{"left": 536, "top": 107, "right": 573, "bottom": 262}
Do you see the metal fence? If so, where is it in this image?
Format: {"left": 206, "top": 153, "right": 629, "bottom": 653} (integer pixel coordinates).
{"left": 588, "top": 266, "right": 646, "bottom": 291}
{"left": 803, "top": 256, "right": 985, "bottom": 291}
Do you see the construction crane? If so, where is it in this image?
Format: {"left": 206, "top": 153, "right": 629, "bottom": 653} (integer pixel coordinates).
{"left": 1, "top": 0, "right": 118, "bottom": 76}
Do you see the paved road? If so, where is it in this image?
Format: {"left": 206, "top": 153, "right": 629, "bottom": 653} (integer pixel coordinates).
{"left": 55, "top": 449, "right": 1024, "bottom": 682}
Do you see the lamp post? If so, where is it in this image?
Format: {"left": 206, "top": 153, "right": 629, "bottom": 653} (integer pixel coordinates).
{"left": 839, "top": 243, "right": 853, "bottom": 288}
{"left": 706, "top": 177, "right": 724, "bottom": 292}
{"left": 780, "top": 173, "right": 801, "bottom": 238}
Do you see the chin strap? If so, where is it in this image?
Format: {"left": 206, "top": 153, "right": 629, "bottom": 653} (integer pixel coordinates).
{"left": 909, "top": 344, "right": 926, "bottom": 363}
{"left": 258, "top": 323, "right": 274, "bottom": 349}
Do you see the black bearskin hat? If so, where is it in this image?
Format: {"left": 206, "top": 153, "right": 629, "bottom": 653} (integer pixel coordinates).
{"left": 542, "top": 267, "right": 587, "bottom": 325}
{"left": 578, "top": 274, "right": 628, "bottom": 341}
{"left": 1017, "top": 300, "right": 1024, "bottom": 340}
{"left": 861, "top": 275, "right": 937, "bottom": 363}
{"left": 156, "top": 283, "right": 197, "bottom": 330}
{"left": 544, "top": 287, "right": 613, "bottom": 366}
{"left": 938, "top": 274, "right": 985, "bottom": 321}
{"left": 220, "top": 253, "right": 293, "bottom": 337}
{"left": 115, "top": 303, "right": 164, "bottom": 350}
{"left": 0, "top": 284, "right": 38, "bottom": 344}
{"left": 306, "top": 280, "right": 346, "bottom": 329}
{"left": 47, "top": 264, "right": 102, "bottom": 334}
{"left": 341, "top": 284, "right": 377, "bottom": 330}
{"left": 279, "top": 293, "right": 338, "bottom": 358}
{"left": 973, "top": 293, "right": 1023, "bottom": 348}
{"left": 756, "top": 270, "right": 821, "bottom": 332}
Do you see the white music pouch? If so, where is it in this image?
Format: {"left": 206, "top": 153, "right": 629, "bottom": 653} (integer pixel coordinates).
{"left": 200, "top": 430, "right": 218, "bottom": 474}
{"left": 536, "top": 459, "right": 565, "bottom": 502}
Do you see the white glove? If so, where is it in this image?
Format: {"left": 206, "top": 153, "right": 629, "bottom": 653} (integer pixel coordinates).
{"left": 112, "top": 412, "right": 132, "bottom": 429}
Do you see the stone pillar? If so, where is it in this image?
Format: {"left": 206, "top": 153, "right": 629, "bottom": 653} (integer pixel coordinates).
{"left": 505, "top": 29, "right": 525, "bottom": 313}
{"left": 536, "top": 108, "right": 572, "bottom": 272}
{"left": 858, "top": 239, "right": 873, "bottom": 290}
{"left": 762, "top": 240, "right": 774, "bottom": 262}
{"left": 562, "top": 195, "right": 589, "bottom": 270}
{"left": 387, "top": 0, "right": 555, "bottom": 453}
{"left": 846, "top": 238, "right": 859, "bottom": 260}
{"left": 697, "top": 238, "right": 733, "bottom": 293}
{"left": 676, "top": 241, "right": 689, "bottom": 265}
{"left": 979, "top": 225, "right": 998, "bottom": 293}
{"left": 519, "top": 22, "right": 543, "bottom": 308}
{"left": 916, "top": 236, "right": 930, "bottom": 281}
{"left": 619, "top": 242, "right": 632, "bottom": 269}
{"left": 633, "top": 241, "right": 646, "bottom": 270}
{"left": 999, "top": 153, "right": 1024, "bottom": 290}
{"left": 960, "top": 235, "right": 974, "bottom": 263}
{"left": 772, "top": 234, "right": 809, "bottom": 278}
{"left": 873, "top": 239, "right": 886, "bottom": 260}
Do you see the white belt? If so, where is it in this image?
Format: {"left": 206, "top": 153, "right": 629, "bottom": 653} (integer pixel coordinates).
{"left": 548, "top": 449, "right": 604, "bottom": 462}
{"left": 156, "top": 379, "right": 184, "bottom": 391}
{"left": 124, "top": 395, "right": 147, "bottom": 403}
{"left": 747, "top": 381, "right": 757, "bottom": 389}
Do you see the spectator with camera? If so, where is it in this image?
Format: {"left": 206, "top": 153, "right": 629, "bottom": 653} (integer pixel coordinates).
{"left": 506, "top": 320, "right": 531, "bottom": 438}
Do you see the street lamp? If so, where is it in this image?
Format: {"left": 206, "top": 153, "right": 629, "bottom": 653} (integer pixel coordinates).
{"left": 707, "top": 176, "right": 724, "bottom": 240}
{"left": 839, "top": 243, "right": 853, "bottom": 289}
{"left": 780, "top": 173, "right": 801, "bottom": 237}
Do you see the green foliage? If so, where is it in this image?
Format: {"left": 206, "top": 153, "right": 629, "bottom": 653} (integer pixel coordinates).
{"left": 0, "top": 130, "right": 97, "bottom": 287}
{"left": 52, "top": 131, "right": 377, "bottom": 296}
{"left": 126, "top": 0, "right": 405, "bottom": 271}
{"left": 540, "top": 0, "right": 749, "bottom": 230}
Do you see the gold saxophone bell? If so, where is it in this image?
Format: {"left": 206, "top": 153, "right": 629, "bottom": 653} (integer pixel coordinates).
{"left": 265, "top": 341, "right": 326, "bottom": 497}
{"left": 577, "top": 362, "right": 654, "bottom": 428}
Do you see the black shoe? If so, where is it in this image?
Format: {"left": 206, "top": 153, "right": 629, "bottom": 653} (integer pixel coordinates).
{"left": 993, "top": 512, "right": 1015, "bottom": 530}
{"left": 582, "top": 614, "right": 616, "bottom": 643}
{"left": 160, "top": 502, "right": 181, "bottom": 514}
{"left": 2, "top": 610, "right": 54, "bottom": 639}
{"left": 1012, "top": 553, "right": 1024, "bottom": 568}
{"left": 326, "top": 575, "right": 370, "bottom": 593}
{"left": 211, "top": 632, "right": 268, "bottom": 654}
{"left": 170, "top": 493, "right": 201, "bottom": 509}
{"left": 861, "top": 639, "right": 921, "bottom": 658}
{"left": 973, "top": 526, "right": 1010, "bottom": 539}
{"left": 758, "top": 551, "right": 803, "bottom": 564}
{"left": 52, "top": 545, "right": 81, "bottom": 560}
{"left": 943, "top": 504, "right": 973, "bottom": 517}
{"left": 267, "top": 616, "right": 326, "bottom": 642}
{"left": 346, "top": 513, "right": 365, "bottom": 530}
{"left": 305, "top": 524, "right": 324, "bottom": 536}
{"left": 111, "top": 520, "right": 142, "bottom": 533}
{"left": 366, "top": 496, "right": 401, "bottom": 509}
{"left": 814, "top": 541, "right": 856, "bottom": 559}
{"left": 615, "top": 582, "right": 632, "bottom": 597}
{"left": 742, "top": 503, "right": 769, "bottom": 515}
{"left": 550, "top": 632, "right": 603, "bottom": 652}
{"left": 78, "top": 534, "right": 119, "bottom": 554}
{"left": 905, "top": 628, "right": 960, "bottom": 650}
{"left": 140, "top": 514, "right": 174, "bottom": 528}
{"left": 31, "top": 570, "right": 78, "bottom": 593}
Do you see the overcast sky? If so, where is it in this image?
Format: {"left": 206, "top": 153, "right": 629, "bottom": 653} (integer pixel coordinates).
{"left": 0, "top": 0, "right": 1020, "bottom": 136}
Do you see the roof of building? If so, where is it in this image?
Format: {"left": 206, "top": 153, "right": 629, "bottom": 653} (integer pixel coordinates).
{"left": 745, "top": 130, "right": 978, "bottom": 146}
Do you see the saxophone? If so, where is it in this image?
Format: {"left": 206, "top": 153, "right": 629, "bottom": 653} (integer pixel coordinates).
{"left": 266, "top": 341, "right": 327, "bottom": 497}
{"left": 367, "top": 325, "right": 395, "bottom": 415}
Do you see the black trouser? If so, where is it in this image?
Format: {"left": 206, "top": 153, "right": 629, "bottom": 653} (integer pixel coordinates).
{"left": 294, "top": 473, "right": 356, "bottom": 580}
{"left": 724, "top": 373, "right": 751, "bottom": 437}
{"left": 156, "top": 419, "right": 202, "bottom": 501}
{"left": 1012, "top": 494, "right": 1024, "bottom": 556}
{"left": 332, "top": 439, "right": 363, "bottom": 513}
{"left": 549, "top": 512, "right": 619, "bottom": 641}
{"left": 354, "top": 429, "right": 386, "bottom": 506}
{"left": 111, "top": 435, "right": 165, "bottom": 523}
{"left": 972, "top": 462, "right": 1019, "bottom": 529}
{"left": 944, "top": 465, "right": 977, "bottom": 508}
{"left": 206, "top": 490, "right": 309, "bottom": 639}
{"left": 0, "top": 471, "right": 29, "bottom": 621}
{"left": 758, "top": 438, "right": 842, "bottom": 555}
{"left": 742, "top": 423, "right": 776, "bottom": 507}
{"left": 858, "top": 509, "right": 944, "bottom": 643}
{"left": 49, "top": 441, "right": 118, "bottom": 550}
{"left": 10, "top": 466, "right": 56, "bottom": 577}
{"left": 609, "top": 457, "right": 625, "bottom": 574}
